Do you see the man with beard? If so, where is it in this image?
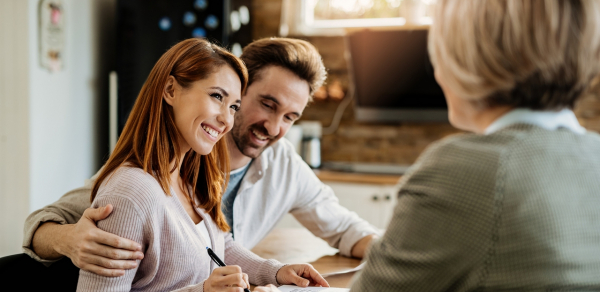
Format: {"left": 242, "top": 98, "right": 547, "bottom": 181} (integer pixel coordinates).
{"left": 19, "top": 38, "right": 379, "bottom": 279}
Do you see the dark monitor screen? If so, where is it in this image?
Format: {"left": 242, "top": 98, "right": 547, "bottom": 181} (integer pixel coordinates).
{"left": 346, "top": 29, "right": 448, "bottom": 122}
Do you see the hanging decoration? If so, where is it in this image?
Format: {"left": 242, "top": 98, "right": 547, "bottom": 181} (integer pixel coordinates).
{"left": 39, "top": 0, "right": 65, "bottom": 72}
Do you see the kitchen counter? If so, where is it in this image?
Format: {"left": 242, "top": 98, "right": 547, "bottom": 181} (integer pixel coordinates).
{"left": 314, "top": 169, "right": 401, "bottom": 185}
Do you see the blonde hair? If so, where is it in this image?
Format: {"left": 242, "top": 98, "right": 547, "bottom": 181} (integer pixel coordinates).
{"left": 428, "top": 0, "right": 600, "bottom": 109}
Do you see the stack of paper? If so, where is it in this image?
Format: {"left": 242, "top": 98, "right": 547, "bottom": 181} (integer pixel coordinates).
{"left": 278, "top": 285, "right": 349, "bottom": 292}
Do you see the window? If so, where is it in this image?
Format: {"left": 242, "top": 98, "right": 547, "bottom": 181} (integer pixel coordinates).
{"left": 280, "top": 0, "right": 435, "bottom": 36}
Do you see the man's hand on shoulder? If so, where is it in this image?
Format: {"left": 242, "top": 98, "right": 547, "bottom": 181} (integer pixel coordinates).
{"left": 351, "top": 234, "right": 378, "bottom": 259}
{"left": 32, "top": 205, "right": 144, "bottom": 277}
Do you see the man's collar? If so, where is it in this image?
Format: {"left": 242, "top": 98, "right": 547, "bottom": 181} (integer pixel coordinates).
{"left": 240, "top": 141, "right": 275, "bottom": 185}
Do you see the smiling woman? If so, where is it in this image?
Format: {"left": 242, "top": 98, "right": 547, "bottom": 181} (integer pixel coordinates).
{"left": 91, "top": 38, "right": 248, "bottom": 232}
{"left": 74, "top": 38, "right": 293, "bottom": 291}
{"left": 162, "top": 67, "right": 242, "bottom": 162}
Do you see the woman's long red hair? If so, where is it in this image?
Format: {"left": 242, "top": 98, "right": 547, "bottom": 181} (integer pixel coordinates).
{"left": 91, "top": 39, "right": 248, "bottom": 232}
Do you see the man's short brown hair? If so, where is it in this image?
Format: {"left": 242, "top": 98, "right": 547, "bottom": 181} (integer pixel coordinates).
{"left": 241, "top": 38, "right": 327, "bottom": 100}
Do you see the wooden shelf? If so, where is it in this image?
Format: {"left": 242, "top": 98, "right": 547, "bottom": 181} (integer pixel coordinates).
{"left": 345, "top": 24, "right": 430, "bottom": 34}
{"left": 314, "top": 169, "right": 401, "bottom": 185}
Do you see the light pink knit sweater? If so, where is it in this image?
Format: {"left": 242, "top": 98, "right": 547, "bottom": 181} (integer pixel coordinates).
{"left": 76, "top": 166, "right": 284, "bottom": 292}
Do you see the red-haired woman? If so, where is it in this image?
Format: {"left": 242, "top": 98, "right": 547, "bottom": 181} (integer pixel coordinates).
{"left": 76, "top": 38, "right": 327, "bottom": 291}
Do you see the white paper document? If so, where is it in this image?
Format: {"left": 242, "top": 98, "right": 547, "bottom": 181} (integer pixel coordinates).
{"left": 278, "top": 286, "right": 349, "bottom": 292}
{"left": 321, "top": 262, "right": 366, "bottom": 277}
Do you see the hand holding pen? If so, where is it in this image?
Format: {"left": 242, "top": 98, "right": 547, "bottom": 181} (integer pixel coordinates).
{"left": 206, "top": 247, "right": 328, "bottom": 291}
{"left": 205, "top": 247, "right": 251, "bottom": 292}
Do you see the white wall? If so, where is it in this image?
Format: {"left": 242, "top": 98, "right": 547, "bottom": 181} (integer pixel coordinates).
{"left": 0, "top": 0, "right": 113, "bottom": 256}
{"left": 0, "top": 0, "right": 31, "bottom": 257}
{"left": 28, "top": 0, "right": 99, "bottom": 211}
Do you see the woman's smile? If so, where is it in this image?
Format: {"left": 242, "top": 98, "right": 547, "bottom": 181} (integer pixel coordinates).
{"left": 201, "top": 123, "right": 222, "bottom": 141}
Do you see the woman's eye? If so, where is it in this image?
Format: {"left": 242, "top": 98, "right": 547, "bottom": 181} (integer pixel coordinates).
{"left": 211, "top": 93, "right": 223, "bottom": 101}
{"left": 230, "top": 104, "right": 240, "bottom": 112}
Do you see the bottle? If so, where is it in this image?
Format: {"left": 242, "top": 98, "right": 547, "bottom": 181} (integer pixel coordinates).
{"left": 283, "top": 125, "right": 303, "bottom": 155}
{"left": 300, "top": 121, "right": 322, "bottom": 168}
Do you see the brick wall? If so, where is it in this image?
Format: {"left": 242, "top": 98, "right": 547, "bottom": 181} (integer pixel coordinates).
{"left": 251, "top": 0, "right": 600, "bottom": 165}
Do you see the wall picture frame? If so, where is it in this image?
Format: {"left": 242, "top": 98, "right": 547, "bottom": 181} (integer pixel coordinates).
{"left": 39, "top": 0, "right": 65, "bottom": 72}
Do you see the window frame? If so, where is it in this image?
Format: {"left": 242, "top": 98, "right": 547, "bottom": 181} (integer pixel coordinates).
{"left": 280, "top": 0, "right": 432, "bottom": 36}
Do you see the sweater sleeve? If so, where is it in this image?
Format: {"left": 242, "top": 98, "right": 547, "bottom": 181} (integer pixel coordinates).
{"left": 22, "top": 182, "right": 92, "bottom": 264}
{"left": 76, "top": 194, "right": 145, "bottom": 292}
{"left": 223, "top": 232, "right": 285, "bottom": 286}
{"left": 170, "top": 281, "right": 205, "bottom": 292}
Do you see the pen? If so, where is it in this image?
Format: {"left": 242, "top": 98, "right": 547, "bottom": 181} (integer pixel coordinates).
{"left": 206, "top": 247, "right": 251, "bottom": 292}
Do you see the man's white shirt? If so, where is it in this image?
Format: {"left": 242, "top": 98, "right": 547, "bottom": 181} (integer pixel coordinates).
{"left": 228, "top": 138, "right": 379, "bottom": 256}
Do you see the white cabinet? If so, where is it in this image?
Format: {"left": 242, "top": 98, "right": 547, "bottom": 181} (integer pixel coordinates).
{"left": 276, "top": 181, "right": 399, "bottom": 230}
{"left": 328, "top": 182, "right": 398, "bottom": 229}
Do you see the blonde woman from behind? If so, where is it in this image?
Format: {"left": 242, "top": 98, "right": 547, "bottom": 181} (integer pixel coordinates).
{"left": 348, "top": 0, "right": 600, "bottom": 291}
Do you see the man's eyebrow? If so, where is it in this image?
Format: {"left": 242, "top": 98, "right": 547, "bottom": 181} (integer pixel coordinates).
{"left": 261, "top": 94, "right": 301, "bottom": 118}
{"left": 209, "top": 86, "right": 229, "bottom": 97}
{"left": 260, "top": 94, "right": 280, "bottom": 105}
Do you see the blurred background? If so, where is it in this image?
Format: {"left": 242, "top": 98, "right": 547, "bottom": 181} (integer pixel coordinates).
{"left": 2, "top": 0, "right": 600, "bottom": 256}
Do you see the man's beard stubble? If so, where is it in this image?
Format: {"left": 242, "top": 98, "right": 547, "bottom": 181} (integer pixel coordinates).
{"left": 231, "top": 115, "right": 274, "bottom": 159}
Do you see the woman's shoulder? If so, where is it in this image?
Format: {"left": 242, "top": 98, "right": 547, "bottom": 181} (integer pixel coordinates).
{"left": 419, "top": 131, "right": 521, "bottom": 165}
{"left": 399, "top": 131, "right": 522, "bottom": 197}
{"left": 95, "top": 166, "right": 168, "bottom": 211}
